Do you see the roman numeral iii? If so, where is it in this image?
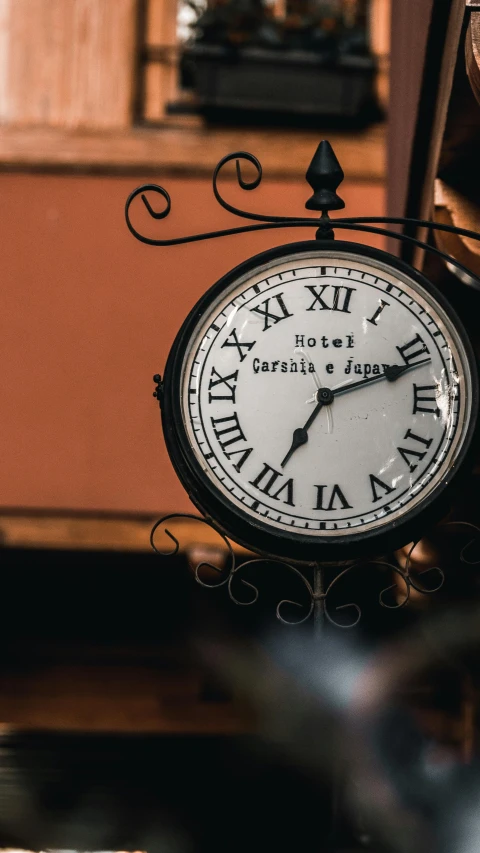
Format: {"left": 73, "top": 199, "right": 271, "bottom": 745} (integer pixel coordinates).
{"left": 250, "top": 293, "right": 293, "bottom": 331}
{"left": 304, "top": 284, "right": 355, "bottom": 313}
{"left": 413, "top": 384, "right": 440, "bottom": 415}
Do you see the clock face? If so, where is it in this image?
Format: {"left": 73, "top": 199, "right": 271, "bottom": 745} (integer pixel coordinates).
{"left": 163, "top": 242, "right": 477, "bottom": 559}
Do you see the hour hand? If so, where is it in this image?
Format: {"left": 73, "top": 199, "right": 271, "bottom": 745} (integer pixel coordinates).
{"left": 384, "top": 359, "right": 430, "bottom": 381}
{"left": 280, "top": 395, "right": 329, "bottom": 468}
{"left": 281, "top": 428, "right": 308, "bottom": 469}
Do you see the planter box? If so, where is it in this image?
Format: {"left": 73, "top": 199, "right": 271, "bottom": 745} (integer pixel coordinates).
{"left": 181, "top": 44, "right": 378, "bottom": 124}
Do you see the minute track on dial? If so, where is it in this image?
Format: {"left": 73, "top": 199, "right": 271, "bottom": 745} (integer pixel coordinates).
{"left": 280, "top": 358, "right": 432, "bottom": 468}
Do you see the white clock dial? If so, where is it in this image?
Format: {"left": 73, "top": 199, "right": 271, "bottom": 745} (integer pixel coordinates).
{"left": 178, "top": 248, "right": 474, "bottom": 540}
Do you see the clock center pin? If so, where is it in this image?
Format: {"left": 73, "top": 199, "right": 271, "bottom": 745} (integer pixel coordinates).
{"left": 316, "top": 387, "right": 334, "bottom": 405}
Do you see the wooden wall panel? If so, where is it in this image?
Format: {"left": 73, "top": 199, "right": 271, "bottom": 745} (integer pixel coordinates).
{"left": 0, "top": 172, "right": 384, "bottom": 515}
{"left": 0, "top": 0, "right": 137, "bottom": 129}
{"left": 0, "top": 0, "right": 9, "bottom": 122}
{"left": 144, "top": 0, "right": 178, "bottom": 121}
{"left": 465, "top": 12, "right": 480, "bottom": 107}
{"left": 0, "top": 123, "right": 385, "bottom": 178}
{"left": 369, "top": 0, "right": 390, "bottom": 110}
{"left": 387, "top": 0, "right": 434, "bottom": 221}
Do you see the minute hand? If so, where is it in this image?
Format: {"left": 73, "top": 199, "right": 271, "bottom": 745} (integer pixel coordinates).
{"left": 332, "top": 357, "right": 431, "bottom": 397}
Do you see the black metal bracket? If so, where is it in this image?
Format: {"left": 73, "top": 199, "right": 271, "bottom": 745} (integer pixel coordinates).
{"left": 152, "top": 373, "right": 163, "bottom": 406}
{"left": 126, "top": 139, "right": 480, "bottom": 627}
{"left": 125, "top": 139, "right": 480, "bottom": 288}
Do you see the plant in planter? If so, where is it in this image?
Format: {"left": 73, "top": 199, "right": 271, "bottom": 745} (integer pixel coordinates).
{"left": 178, "top": 0, "right": 381, "bottom": 126}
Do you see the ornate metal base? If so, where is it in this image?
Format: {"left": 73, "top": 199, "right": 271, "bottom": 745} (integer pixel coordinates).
{"left": 146, "top": 513, "right": 480, "bottom": 629}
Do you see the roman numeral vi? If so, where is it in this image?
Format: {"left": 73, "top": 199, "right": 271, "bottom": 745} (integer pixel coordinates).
{"left": 313, "top": 484, "right": 352, "bottom": 511}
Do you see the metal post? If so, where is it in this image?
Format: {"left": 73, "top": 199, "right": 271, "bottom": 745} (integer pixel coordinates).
{"left": 313, "top": 563, "right": 325, "bottom": 633}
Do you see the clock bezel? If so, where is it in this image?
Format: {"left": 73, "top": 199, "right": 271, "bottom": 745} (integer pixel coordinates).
{"left": 160, "top": 240, "right": 478, "bottom": 562}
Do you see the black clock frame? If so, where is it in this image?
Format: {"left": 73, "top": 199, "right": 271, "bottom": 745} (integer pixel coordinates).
{"left": 159, "top": 238, "right": 479, "bottom": 564}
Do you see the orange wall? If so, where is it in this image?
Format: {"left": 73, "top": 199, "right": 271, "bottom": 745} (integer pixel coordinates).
{"left": 0, "top": 172, "right": 384, "bottom": 514}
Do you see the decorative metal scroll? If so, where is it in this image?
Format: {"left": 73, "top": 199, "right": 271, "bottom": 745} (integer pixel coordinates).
{"left": 149, "top": 513, "right": 452, "bottom": 628}
{"left": 125, "top": 141, "right": 480, "bottom": 287}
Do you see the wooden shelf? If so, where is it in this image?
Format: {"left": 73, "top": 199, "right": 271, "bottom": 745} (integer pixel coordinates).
{"left": 0, "top": 510, "right": 250, "bottom": 555}
{"left": 0, "top": 121, "right": 386, "bottom": 180}
{"left": 0, "top": 660, "right": 253, "bottom": 734}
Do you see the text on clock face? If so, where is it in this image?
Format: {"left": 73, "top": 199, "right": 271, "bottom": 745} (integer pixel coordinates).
{"left": 253, "top": 358, "right": 409, "bottom": 378}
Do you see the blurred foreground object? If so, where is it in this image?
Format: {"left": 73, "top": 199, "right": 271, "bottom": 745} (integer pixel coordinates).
{"left": 389, "top": 0, "right": 480, "bottom": 298}
{"left": 465, "top": 6, "right": 480, "bottom": 107}
{"left": 434, "top": 179, "right": 480, "bottom": 291}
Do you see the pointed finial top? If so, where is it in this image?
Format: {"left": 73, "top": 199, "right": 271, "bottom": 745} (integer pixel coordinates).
{"left": 305, "top": 140, "right": 345, "bottom": 214}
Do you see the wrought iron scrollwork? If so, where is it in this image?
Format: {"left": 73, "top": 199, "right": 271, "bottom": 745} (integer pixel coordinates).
{"left": 149, "top": 513, "right": 314, "bottom": 625}
{"left": 226, "top": 558, "right": 315, "bottom": 626}
{"left": 149, "top": 514, "right": 450, "bottom": 628}
{"left": 126, "top": 140, "right": 480, "bottom": 287}
{"left": 310, "top": 543, "right": 444, "bottom": 630}
{"left": 443, "top": 520, "right": 480, "bottom": 565}
{"left": 150, "top": 512, "right": 235, "bottom": 573}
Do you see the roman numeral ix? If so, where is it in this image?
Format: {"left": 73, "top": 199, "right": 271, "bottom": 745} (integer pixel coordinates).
{"left": 208, "top": 366, "right": 238, "bottom": 403}
{"left": 250, "top": 293, "right": 293, "bottom": 331}
{"left": 305, "top": 284, "right": 355, "bottom": 313}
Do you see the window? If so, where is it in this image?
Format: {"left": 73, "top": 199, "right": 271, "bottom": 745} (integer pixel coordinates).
{"left": 137, "top": 0, "right": 389, "bottom": 127}
{"left": 0, "top": 0, "right": 388, "bottom": 174}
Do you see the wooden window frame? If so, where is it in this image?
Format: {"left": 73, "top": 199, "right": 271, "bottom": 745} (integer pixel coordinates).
{"left": 0, "top": 0, "right": 388, "bottom": 179}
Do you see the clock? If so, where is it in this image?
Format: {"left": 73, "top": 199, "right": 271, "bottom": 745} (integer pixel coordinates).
{"left": 157, "top": 238, "right": 478, "bottom": 563}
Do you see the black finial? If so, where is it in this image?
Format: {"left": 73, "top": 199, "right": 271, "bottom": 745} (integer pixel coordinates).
{"left": 305, "top": 141, "right": 345, "bottom": 233}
